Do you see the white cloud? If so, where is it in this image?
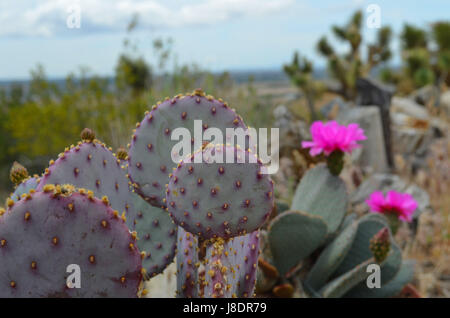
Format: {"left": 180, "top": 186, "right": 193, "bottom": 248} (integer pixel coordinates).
{"left": 0, "top": 0, "right": 294, "bottom": 37}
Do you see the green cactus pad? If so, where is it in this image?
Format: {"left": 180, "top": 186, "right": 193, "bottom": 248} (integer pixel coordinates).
{"left": 291, "top": 165, "right": 348, "bottom": 234}
{"left": 345, "top": 260, "right": 415, "bottom": 298}
{"left": 166, "top": 144, "right": 274, "bottom": 239}
{"left": 128, "top": 90, "right": 249, "bottom": 207}
{"left": 132, "top": 193, "right": 177, "bottom": 279}
{"left": 0, "top": 186, "right": 142, "bottom": 297}
{"left": 332, "top": 214, "right": 388, "bottom": 277}
{"left": 275, "top": 201, "right": 290, "bottom": 215}
{"left": 305, "top": 222, "right": 358, "bottom": 292}
{"left": 268, "top": 210, "right": 328, "bottom": 276}
{"left": 331, "top": 214, "right": 403, "bottom": 293}
{"left": 320, "top": 258, "right": 375, "bottom": 298}
{"left": 339, "top": 213, "right": 357, "bottom": 232}
{"left": 255, "top": 230, "right": 278, "bottom": 293}
{"left": 342, "top": 242, "right": 402, "bottom": 297}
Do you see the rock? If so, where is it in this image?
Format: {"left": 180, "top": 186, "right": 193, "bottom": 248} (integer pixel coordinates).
{"left": 390, "top": 99, "right": 444, "bottom": 169}
{"left": 391, "top": 97, "right": 430, "bottom": 120}
{"left": 390, "top": 97, "right": 432, "bottom": 171}
{"left": 143, "top": 262, "right": 177, "bottom": 297}
{"left": 430, "top": 118, "right": 446, "bottom": 138}
{"left": 391, "top": 127, "right": 434, "bottom": 156}
{"left": 356, "top": 77, "right": 395, "bottom": 108}
{"left": 273, "top": 104, "right": 291, "bottom": 127}
{"left": 390, "top": 112, "right": 410, "bottom": 127}
{"left": 404, "top": 184, "right": 430, "bottom": 217}
{"left": 356, "top": 77, "right": 396, "bottom": 168}
{"left": 273, "top": 104, "right": 310, "bottom": 154}
{"left": 337, "top": 106, "right": 389, "bottom": 174}
{"left": 351, "top": 173, "right": 406, "bottom": 205}
{"left": 440, "top": 90, "right": 450, "bottom": 115}
{"left": 409, "top": 85, "right": 434, "bottom": 106}
{"left": 320, "top": 97, "right": 350, "bottom": 119}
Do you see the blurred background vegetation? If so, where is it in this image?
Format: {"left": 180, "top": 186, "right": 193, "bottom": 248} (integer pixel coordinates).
{"left": 1, "top": 12, "right": 448, "bottom": 197}
{"left": 0, "top": 16, "right": 269, "bottom": 198}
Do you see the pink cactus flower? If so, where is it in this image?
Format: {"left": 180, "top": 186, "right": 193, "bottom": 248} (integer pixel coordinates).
{"left": 366, "top": 190, "right": 418, "bottom": 222}
{"left": 301, "top": 121, "right": 367, "bottom": 156}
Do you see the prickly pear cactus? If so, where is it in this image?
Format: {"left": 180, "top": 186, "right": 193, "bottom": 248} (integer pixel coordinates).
{"left": 128, "top": 89, "right": 249, "bottom": 207}
{"left": 176, "top": 227, "right": 199, "bottom": 298}
{"left": 204, "top": 238, "right": 231, "bottom": 298}
{"left": 225, "top": 231, "right": 260, "bottom": 297}
{"left": 0, "top": 185, "right": 142, "bottom": 298}
{"left": 132, "top": 192, "right": 177, "bottom": 279}
{"left": 261, "top": 162, "right": 414, "bottom": 298}
{"left": 268, "top": 210, "right": 327, "bottom": 276}
{"left": 291, "top": 164, "right": 347, "bottom": 234}
{"left": 36, "top": 129, "right": 138, "bottom": 230}
{"left": 304, "top": 222, "right": 358, "bottom": 291}
{"left": 203, "top": 231, "right": 260, "bottom": 298}
{"left": 166, "top": 144, "right": 274, "bottom": 239}
{"left": 344, "top": 260, "right": 416, "bottom": 298}
{"left": 319, "top": 258, "right": 376, "bottom": 298}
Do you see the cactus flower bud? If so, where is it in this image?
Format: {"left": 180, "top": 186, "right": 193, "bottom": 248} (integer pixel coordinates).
{"left": 116, "top": 147, "right": 128, "bottom": 160}
{"left": 369, "top": 227, "right": 391, "bottom": 263}
{"left": 9, "top": 161, "right": 28, "bottom": 186}
{"left": 80, "top": 128, "right": 95, "bottom": 142}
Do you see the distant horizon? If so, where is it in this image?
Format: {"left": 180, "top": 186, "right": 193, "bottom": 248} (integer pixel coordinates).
{"left": 0, "top": 65, "right": 309, "bottom": 83}
{"left": 0, "top": 64, "right": 403, "bottom": 84}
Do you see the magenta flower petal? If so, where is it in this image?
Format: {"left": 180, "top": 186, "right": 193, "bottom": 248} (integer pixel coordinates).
{"left": 366, "top": 190, "right": 418, "bottom": 223}
{"left": 365, "top": 191, "right": 385, "bottom": 213}
{"left": 301, "top": 120, "right": 367, "bottom": 157}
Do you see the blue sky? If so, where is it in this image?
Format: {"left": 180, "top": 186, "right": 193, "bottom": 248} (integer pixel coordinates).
{"left": 1, "top": 0, "right": 449, "bottom": 80}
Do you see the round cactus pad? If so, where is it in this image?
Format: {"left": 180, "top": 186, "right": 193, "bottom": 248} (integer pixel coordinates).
{"left": 166, "top": 144, "right": 274, "bottom": 239}
{"left": 128, "top": 90, "right": 249, "bottom": 207}
{"left": 0, "top": 186, "right": 142, "bottom": 297}
{"left": 268, "top": 210, "right": 328, "bottom": 276}
{"left": 36, "top": 140, "right": 138, "bottom": 230}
